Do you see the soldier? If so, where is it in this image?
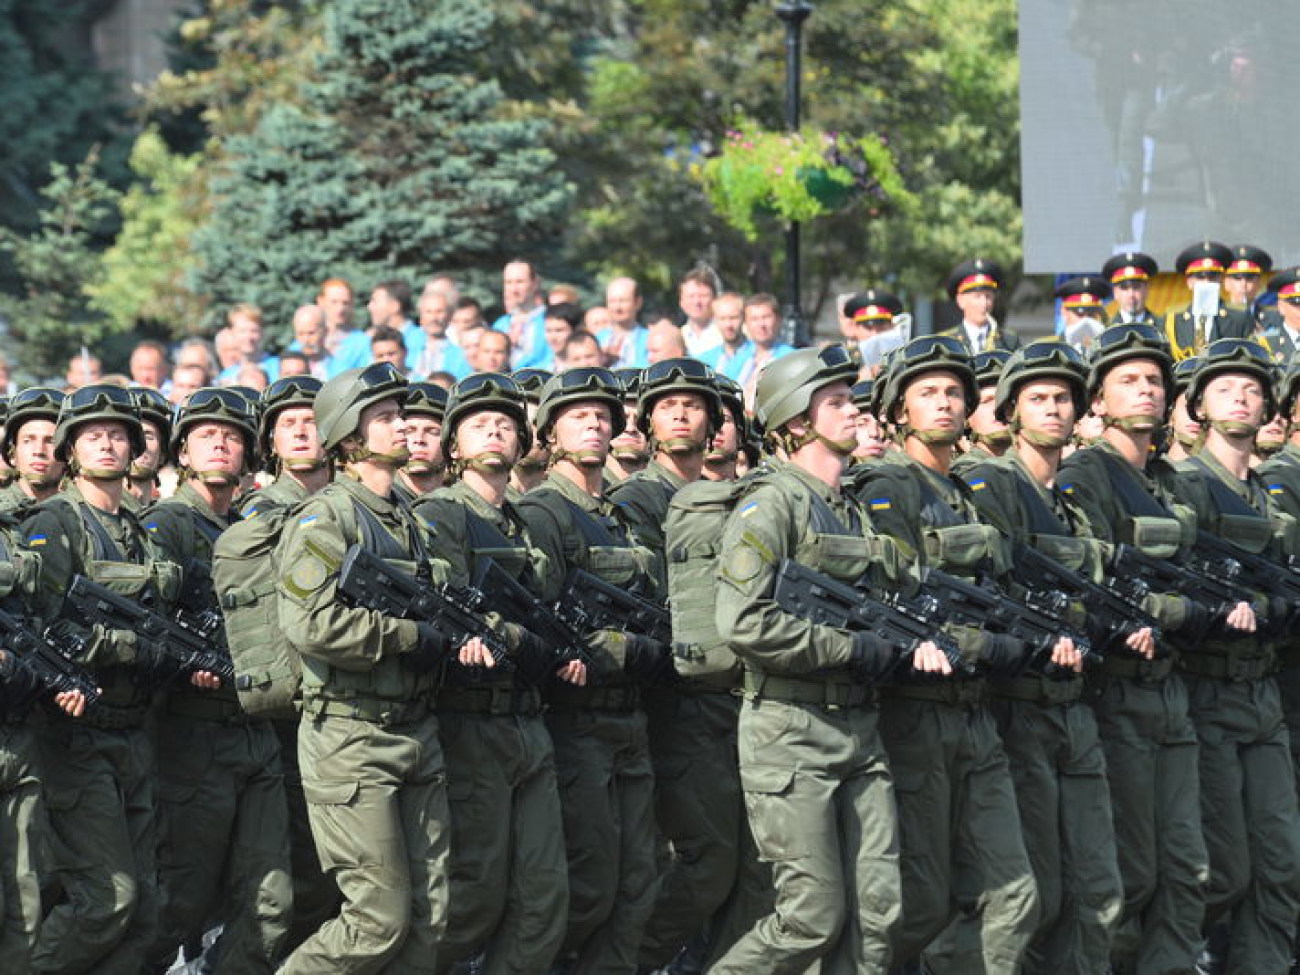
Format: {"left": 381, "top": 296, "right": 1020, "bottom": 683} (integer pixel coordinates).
{"left": 125, "top": 387, "right": 173, "bottom": 507}
{"left": 510, "top": 368, "right": 553, "bottom": 494}
{"left": 1056, "top": 324, "right": 1252, "bottom": 974}
{"left": 1164, "top": 356, "right": 1203, "bottom": 464}
{"left": 708, "top": 346, "right": 950, "bottom": 973}
{"left": 219, "top": 375, "right": 338, "bottom": 955}
{"left": 391, "top": 380, "right": 448, "bottom": 505}
{"left": 1103, "top": 252, "right": 1160, "bottom": 327}
{"left": 22, "top": 384, "right": 182, "bottom": 973}
{"left": 938, "top": 258, "right": 1022, "bottom": 353}
{"left": 1260, "top": 268, "right": 1300, "bottom": 363}
{"left": 606, "top": 368, "right": 650, "bottom": 484}
{"left": 0, "top": 387, "right": 65, "bottom": 513}
{"left": 275, "top": 362, "right": 454, "bottom": 972}
{"left": 845, "top": 289, "right": 907, "bottom": 367}
{"left": 849, "top": 335, "right": 1045, "bottom": 972}
{"left": 955, "top": 348, "right": 1012, "bottom": 469}
{"left": 1162, "top": 241, "right": 1254, "bottom": 360}
{"left": 143, "top": 387, "right": 291, "bottom": 973}
{"left": 514, "top": 367, "right": 663, "bottom": 974}
{"left": 958, "top": 340, "right": 1129, "bottom": 974}
{"left": 1167, "top": 340, "right": 1300, "bottom": 974}
{"left": 412, "top": 373, "right": 578, "bottom": 974}
{"left": 604, "top": 358, "right": 731, "bottom": 971}
{"left": 704, "top": 374, "right": 749, "bottom": 481}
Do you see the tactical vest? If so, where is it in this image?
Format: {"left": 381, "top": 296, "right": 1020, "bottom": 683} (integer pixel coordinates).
{"left": 1083, "top": 450, "right": 1189, "bottom": 558}
{"left": 1183, "top": 456, "right": 1285, "bottom": 556}
{"left": 914, "top": 469, "right": 1010, "bottom": 577}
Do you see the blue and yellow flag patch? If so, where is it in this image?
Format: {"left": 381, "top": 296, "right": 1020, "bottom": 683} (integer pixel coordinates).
{"left": 869, "top": 497, "right": 891, "bottom": 511}
{"left": 739, "top": 501, "right": 759, "bottom": 518}
{"left": 968, "top": 478, "right": 987, "bottom": 492}
{"left": 27, "top": 534, "right": 47, "bottom": 547}
{"left": 299, "top": 514, "right": 318, "bottom": 527}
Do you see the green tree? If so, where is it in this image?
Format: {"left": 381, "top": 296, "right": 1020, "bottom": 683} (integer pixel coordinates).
{"left": 191, "top": 0, "right": 573, "bottom": 331}
{"left": 0, "top": 150, "right": 122, "bottom": 376}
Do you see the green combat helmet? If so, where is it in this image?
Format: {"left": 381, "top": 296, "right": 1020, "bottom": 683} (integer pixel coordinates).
{"left": 1085, "top": 323, "right": 1174, "bottom": 402}
{"left": 54, "top": 384, "right": 145, "bottom": 462}
{"left": 1172, "top": 355, "right": 1202, "bottom": 403}
{"left": 993, "top": 340, "right": 1089, "bottom": 424}
{"left": 754, "top": 344, "right": 859, "bottom": 443}
{"left": 2, "top": 386, "right": 65, "bottom": 461}
{"left": 972, "top": 349, "right": 1012, "bottom": 390}
{"left": 1276, "top": 359, "right": 1300, "bottom": 423}
{"left": 258, "top": 375, "right": 323, "bottom": 462}
{"left": 441, "top": 372, "right": 533, "bottom": 457}
{"left": 170, "top": 387, "right": 260, "bottom": 470}
{"left": 533, "top": 367, "right": 627, "bottom": 442}
{"left": 635, "top": 357, "right": 725, "bottom": 438}
{"left": 405, "top": 381, "right": 449, "bottom": 425}
{"left": 511, "top": 368, "right": 553, "bottom": 406}
{"left": 876, "top": 335, "right": 978, "bottom": 423}
{"left": 1185, "top": 338, "right": 1278, "bottom": 424}
{"left": 314, "top": 362, "right": 408, "bottom": 454}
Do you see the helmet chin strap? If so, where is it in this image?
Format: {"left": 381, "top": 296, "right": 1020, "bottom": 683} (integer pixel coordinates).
{"left": 898, "top": 423, "right": 962, "bottom": 447}
{"left": 973, "top": 429, "right": 1013, "bottom": 450}
{"left": 404, "top": 458, "right": 446, "bottom": 476}
{"left": 344, "top": 445, "right": 411, "bottom": 467}
{"left": 1104, "top": 412, "right": 1162, "bottom": 434}
{"left": 187, "top": 468, "right": 242, "bottom": 487}
{"left": 282, "top": 457, "right": 329, "bottom": 473}
{"left": 652, "top": 435, "right": 707, "bottom": 456}
{"left": 1209, "top": 419, "right": 1260, "bottom": 440}
{"left": 551, "top": 448, "right": 606, "bottom": 468}
{"left": 21, "top": 470, "right": 62, "bottom": 488}
{"left": 461, "top": 451, "right": 513, "bottom": 476}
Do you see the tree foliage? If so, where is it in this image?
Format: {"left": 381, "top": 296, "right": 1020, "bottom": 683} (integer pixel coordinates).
{"left": 0, "top": 151, "right": 122, "bottom": 375}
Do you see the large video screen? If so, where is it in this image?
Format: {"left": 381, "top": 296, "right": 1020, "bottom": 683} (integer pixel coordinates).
{"left": 1019, "top": 1, "right": 1300, "bottom": 272}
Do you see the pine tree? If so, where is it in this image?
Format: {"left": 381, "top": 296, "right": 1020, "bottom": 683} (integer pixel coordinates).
{"left": 192, "top": 0, "right": 573, "bottom": 332}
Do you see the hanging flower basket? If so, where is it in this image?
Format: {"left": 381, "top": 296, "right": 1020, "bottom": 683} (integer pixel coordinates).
{"left": 698, "top": 124, "right": 911, "bottom": 241}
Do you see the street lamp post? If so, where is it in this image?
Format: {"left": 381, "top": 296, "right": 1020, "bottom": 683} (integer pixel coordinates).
{"left": 776, "top": 1, "right": 813, "bottom": 348}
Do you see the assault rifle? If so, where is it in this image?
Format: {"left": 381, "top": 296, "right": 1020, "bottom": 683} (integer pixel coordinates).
{"left": 1108, "top": 543, "right": 1250, "bottom": 625}
{"left": 916, "top": 567, "right": 1095, "bottom": 676}
{"left": 337, "top": 545, "right": 512, "bottom": 670}
{"left": 1011, "top": 543, "right": 1161, "bottom": 653}
{"left": 1188, "top": 530, "right": 1300, "bottom": 627}
{"left": 174, "top": 559, "right": 227, "bottom": 648}
{"left": 772, "top": 559, "right": 969, "bottom": 678}
{"left": 65, "top": 575, "right": 236, "bottom": 685}
{"left": 556, "top": 568, "right": 672, "bottom": 646}
{"left": 473, "top": 558, "right": 593, "bottom": 681}
{"left": 0, "top": 606, "right": 99, "bottom": 705}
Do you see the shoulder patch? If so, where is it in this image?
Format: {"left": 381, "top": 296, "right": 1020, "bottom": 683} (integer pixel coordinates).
{"left": 27, "top": 534, "right": 46, "bottom": 547}
{"left": 720, "top": 543, "right": 764, "bottom": 586}
{"left": 244, "top": 505, "right": 260, "bottom": 519}
{"left": 1060, "top": 482, "right": 1075, "bottom": 494}
{"left": 869, "top": 497, "right": 892, "bottom": 511}
{"left": 739, "top": 500, "right": 759, "bottom": 517}
{"left": 968, "top": 478, "right": 987, "bottom": 492}
{"left": 1269, "top": 484, "right": 1285, "bottom": 495}
{"left": 299, "top": 514, "right": 318, "bottom": 527}
{"left": 146, "top": 521, "right": 159, "bottom": 532}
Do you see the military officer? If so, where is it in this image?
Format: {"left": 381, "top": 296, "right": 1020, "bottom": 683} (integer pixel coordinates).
{"left": 412, "top": 373, "right": 575, "bottom": 974}
{"left": 1260, "top": 267, "right": 1300, "bottom": 364}
{"left": 1162, "top": 241, "right": 1254, "bottom": 360}
{"left": 276, "top": 362, "right": 454, "bottom": 973}
{"left": 938, "top": 258, "right": 1022, "bottom": 353}
{"left": 23, "top": 384, "right": 181, "bottom": 973}
{"left": 709, "top": 346, "right": 950, "bottom": 974}
{"left": 1103, "top": 251, "right": 1160, "bottom": 327}
{"left": 1223, "top": 244, "right": 1273, "bottom": 322}
{"left": 1055, "top": 275, "right": 1111, "bottom": 352}
{"left": 0, "top": 387, "right": 65, "bottom": 513}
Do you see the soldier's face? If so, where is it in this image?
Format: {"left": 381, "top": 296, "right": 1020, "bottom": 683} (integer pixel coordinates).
{"left": 956, "top": 290, "right": 995, "bottom": 326}
{"left": 404, "top": 416, "right": 444, "bottom": 466}
{"left": 454, "top": 410, "right": 520, "bottom": 466}
{"left": 649, "top": 392, "right": 710, "bottom": 444}
{"left": 181, "top": 421, "right": 246, "bottom": 477}
{"left": 73, "top": 422, "right": 133, "bottom": 474}
{"left": 853, "top": 410, "right": 887, "bottom": 459}
{"left": 1096, "top": 360, "right": 1166, "bottom": 427}
{"left": 708, "top": 411, "right": 740, "bottom": 460}
{"left": 1113, "top": 280, "right": 1148, "bottom": 314}
{"left": 137, "top": 423, "right": 164, "bottom": 472}
{"left": 1200, "top": 373, "right": 1266, "bottom": 428}
{"left": 967, "top": 386, "right": 1007, "bottom": 438}
{"left": 553, "top": 401, "right": 613, "bottom": 456}
{"left": 273, "top": 407, "right": 325, "bottom": 468}
{"left": 1224, "top": 275, "right": 1259, "bottom": 306}
{"left": 1015, "top": 379, "right": 1077, "bottom": 441}
{"left": 805, "top": 382, "right": 859, "bottom": 446}
{"left": 1170, "top": 394, "right": 1201, "bottom": 443}
{"left": 899, "top": 370, "right": 968, "bottom": 432}
{"left": 12, "top": 420, "right": 61, "bottom": 482}
{"left": 359, "top": 397, "right": 408, "bottom": 457}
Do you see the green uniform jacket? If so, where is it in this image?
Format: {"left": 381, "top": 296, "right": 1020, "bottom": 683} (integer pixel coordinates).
{"left": 607, "top": 459, "right": 688, "bottom": 600}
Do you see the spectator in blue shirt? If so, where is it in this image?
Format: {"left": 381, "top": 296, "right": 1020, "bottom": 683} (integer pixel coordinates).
{"left": 492, "top": 259, "right": 549, "bottom": 368}
{"left": 217, "top": 303, "right": 280, "bottom": 385}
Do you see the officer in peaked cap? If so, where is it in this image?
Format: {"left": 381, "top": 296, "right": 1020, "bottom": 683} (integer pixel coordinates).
{"left": 1056, "top": 276, "right": 1112, "bottom": 351}
{"left": 1226, "top": 244, "right": 1277, "bottom": 335}
{"left": 1163, "top": 241, "right": 1253, "bottom": 360}
{"left": 939, "top": 258, "right": 1022, "bottom": 353}
{"left": 1262, "top": 267, "right": 1300, "bottom": 363}
{"left": 1102, "top": 251, "right": 1159, "bottom": 327}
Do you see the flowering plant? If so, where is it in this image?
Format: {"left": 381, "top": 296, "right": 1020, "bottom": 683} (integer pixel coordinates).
{"left": 698, "top": 124, "right": 910, "bottom": 241}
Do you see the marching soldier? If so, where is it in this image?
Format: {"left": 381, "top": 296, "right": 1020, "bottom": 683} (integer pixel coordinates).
{"left": 1165, "top": 356, "right": 1203, "bottom": 464}
{"left": 850, "top": 335, "right": 1043, "bottom": 971}
{"left": 605, "top": 368, "right": 650, "bottom": 484}
{"left": 144, "top": 388, "right": 291, "bottom": 973}
{"left": 22, "top": 385, "right": 182, "bottom": 973}
{"left": 0, "top": 387, "right": 65, "bottom": 513}
{"left": 1103, "top": 251, "right": 1160, "bottom": 327}
{"left": 510, "top": 368, "right": 553, "bottom": 494}
{"left": 1057, "top": 324, "right": 1253, "bottom": 973}
{"left": 938, "top": 258, "right": 1022, "bottom": 353}
{"left": 708, "top": 346, "right": 950, "bottom": 973}
{"left": 1167, "top": 340, "right": 1300, "bottom": 973}
{"left": 125, "top": 387, "right": 173, "bottom": 507}
{"left": 955, "top": 349, "right": 1012, "bottom": 469}
{"left": 515, "top": 368, "right": 663, "bottom": 974}
{"left": 1162, "top": 241, "right": 1254, "bottom": 360}
{"left": 411, "top": 373, "right": 576, "bottom": 974}
{"left": 959, "top": 340, "right": 1128, "bottom": 973}
{"left": 391, "top": 381, "right": 448, "bottom": 505}
{"left": 275, "top": 363, "right": 454, "bottom": 972}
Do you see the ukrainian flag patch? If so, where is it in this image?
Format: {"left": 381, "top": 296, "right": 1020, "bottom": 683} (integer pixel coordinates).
{"left": 1060, "top": 482, "right": 1075, "bottom": 495}
{"left": 968, "top": 478, "right": 987, "bottom": 492}
{"left": 739, "top": 501, "right": 759, "bottom": 518}
{"left": 27, "top": 534, "right": 47, "bottom": 547}
{"left": 146, "top": 521, "right": 159, "bottom": 532}
{"left": 869, "top": 497, "right": 891, "bottom": 511}
{"left": 299, "top": 514, "right": 318, "bottom": 527}
{"left": 1269, "top": 484, "right": 1285, "bottom": 495}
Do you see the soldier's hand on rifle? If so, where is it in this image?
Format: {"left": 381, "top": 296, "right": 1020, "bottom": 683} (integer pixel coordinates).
{"left": 457, "top": 635, "right": 497, "bottom": 669}
{"left": 1124, "top": 626, "right": 1156, "bottom": 659}
{"left": 556, "top": 659, "right": 587, "bottom": 686}
{"left": 1050, "top": 635, "right": 1082, "bottom": 672}
{"left": 54, "top": 688, "right": 89, "bottom": 717}
{"left": 911, "top": 640, "right": 953, "bottom": 676}
{"left": 189, "top": 670, "right": 222, "bottom": 690}
{"left": 1225, "top": 600, "right": 1256, "bottom": 633}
